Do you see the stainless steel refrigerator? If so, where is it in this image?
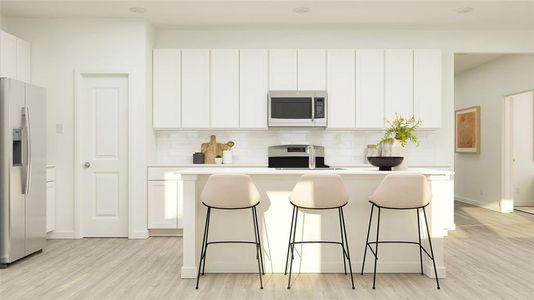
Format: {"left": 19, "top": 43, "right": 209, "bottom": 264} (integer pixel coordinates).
{"left": 0, "top": 78, "right": 46, "bottom": 268}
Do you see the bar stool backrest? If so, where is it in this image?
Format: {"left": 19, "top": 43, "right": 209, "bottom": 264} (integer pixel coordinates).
{"left": 369, "top": 174, "right": 431, "bottom": 209}
{"left": 201, "top": 174, "right": 261, "bottom": 209}
{"left": 289, "top": 174, "right": 349, "bottom": 209}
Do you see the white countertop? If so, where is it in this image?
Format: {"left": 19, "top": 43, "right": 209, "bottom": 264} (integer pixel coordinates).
{"left": 176, "top": 167, "right": 453, "bottom": 176}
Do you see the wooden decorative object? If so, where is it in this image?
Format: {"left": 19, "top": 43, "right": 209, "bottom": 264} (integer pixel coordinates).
{"left": 201, "top": 135, "right": 235, "bottom": 164}
{"left": 455, "top": 106, "right": 480, "bottom": 153}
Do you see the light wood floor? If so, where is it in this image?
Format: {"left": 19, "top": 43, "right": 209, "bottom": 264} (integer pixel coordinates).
{"left": 2, "top": 202, "right": 534, "bottom": 299}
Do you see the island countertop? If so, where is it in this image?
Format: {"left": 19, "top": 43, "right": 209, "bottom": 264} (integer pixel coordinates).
{"left": 175, "top": 167, "right": 453, "bottom": 176}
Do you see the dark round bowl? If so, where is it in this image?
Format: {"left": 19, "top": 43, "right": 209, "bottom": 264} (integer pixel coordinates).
{"left": 367, "top": 156, "right": 404, "bottom": 171}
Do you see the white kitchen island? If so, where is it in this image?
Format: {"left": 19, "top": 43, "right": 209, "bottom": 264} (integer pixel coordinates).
{"left": 176, "top": 167, "right": 454, "bottom": 279}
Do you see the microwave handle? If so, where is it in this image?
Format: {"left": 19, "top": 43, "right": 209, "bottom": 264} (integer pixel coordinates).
{"left": 311, "top": 98, "right": 315, "bottom": 121}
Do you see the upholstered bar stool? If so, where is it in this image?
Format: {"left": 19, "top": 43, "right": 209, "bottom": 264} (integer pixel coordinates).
{"left": 195, "top": 174, "right": 265, "bottom": 289}
{"left": 360, "top": 174, "right": 440, "bottom": 289}
{"left": 285, "top": 174, "right": 355, "bottom": 289}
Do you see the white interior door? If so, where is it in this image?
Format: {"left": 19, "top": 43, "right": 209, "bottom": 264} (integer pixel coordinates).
{"left": 79, "top": 74, "right": 129, "bottom": 237}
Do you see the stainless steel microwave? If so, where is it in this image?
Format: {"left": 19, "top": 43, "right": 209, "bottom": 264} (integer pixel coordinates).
{"left": 268, "top": 91, "right": 327, "bottom": 127}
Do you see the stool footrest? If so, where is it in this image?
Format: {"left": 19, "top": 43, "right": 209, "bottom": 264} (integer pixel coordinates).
{"left": 206, "top": 241, "right": 259, "bottom": 245}
{"left": 366, "top": 241, "right": 434, "bottom": 259}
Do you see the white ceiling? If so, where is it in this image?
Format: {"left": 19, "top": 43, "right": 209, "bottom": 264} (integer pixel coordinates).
{"left": 454, "top": 53, "right": 506, "bottom": 74}
{"left": 1, "top": 0, "right": 534, "bottom": 30}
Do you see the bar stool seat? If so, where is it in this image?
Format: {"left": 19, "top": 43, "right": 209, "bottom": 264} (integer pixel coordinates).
{"left": 361, "top": 173, "right": 440, "bottom": 290}
{"left": 195, "top": 174, "right": 265, "bottom": 289}
{"left": 285, "top": 174, "right": 355, "bottom": 289}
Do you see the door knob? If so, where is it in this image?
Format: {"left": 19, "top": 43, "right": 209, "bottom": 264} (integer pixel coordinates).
{"left": 84, "top": 162, "right": 91, "bottom": 168}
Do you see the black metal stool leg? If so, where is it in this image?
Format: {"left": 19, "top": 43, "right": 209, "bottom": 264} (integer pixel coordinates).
{"left": 201, "top": 207, "right": 212, "bottom": 276}
{"left": 372, "top": 207, "right": 381, "bottom": 289}
{"left": 416, "top": 208, "right": 424, "bottom": 276}
{"left": 195, "top": 207, "right": 211, "bottom": 289}
{"left": 251, "top": 207, "right": 264, "bottom": 289}
{"left": 340, "top": 208, "right": 355, "bottom": 289}
{"left": 287, "top": 208, "right": 298, "bottom": 289}
{"left": 253, "top": 207, "right": 265, "bottom": 275}
{"left": 284, "top": 206, "right": 296, "bottom": 275}
{"left": 338, "top": 208, "right": 347, "bottom": 275}
{"left": 422, "top": 207, "right": 441, "bottom": 290}
{"left": 361, "top": 204, "right": 374, "bottom": 275}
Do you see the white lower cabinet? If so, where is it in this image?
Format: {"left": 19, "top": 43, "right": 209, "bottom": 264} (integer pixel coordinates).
{"left": 147, "top": 168, "right": 183, "bottom": 230}
{"left": 46, "top": 166, "right": 56, "bottom": 233}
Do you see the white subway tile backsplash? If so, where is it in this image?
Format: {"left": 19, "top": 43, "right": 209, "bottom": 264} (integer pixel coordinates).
{"left": 155, "top": 130, "right": 443, "bottom": 166}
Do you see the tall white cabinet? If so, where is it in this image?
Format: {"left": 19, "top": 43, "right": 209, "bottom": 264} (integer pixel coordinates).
{"left": 356, "top": 49, "right": 385, "bottom": 129}
{"left": 0, "top": 31, "right": 31, "bottom": 83}
{"left": 327, "top": 49, "right": 355, "bottom": 129}
{"left": 385, "top": 49, "right": 414, "bottom": 123}
{"left": 181, "top": 49, "right": 210, "bottom": 129}
{"left": 210, "top": 49, "right": 239, "bottom": 129}
{"left": 240, "top": 49, "right": 269, "bottom": 129}
{"left": 414, "top": 49, "right": 442, "bottom": 128}
{"left": 153, "top": 49, "right": 181, "bottom": 129}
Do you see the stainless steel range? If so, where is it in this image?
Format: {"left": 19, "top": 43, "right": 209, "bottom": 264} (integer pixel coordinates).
{"left": 268, "top": 145, "right": 330, "bottom": 169}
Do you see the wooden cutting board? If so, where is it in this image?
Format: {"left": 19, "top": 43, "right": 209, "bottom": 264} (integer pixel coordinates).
{"left": 201, "top": 135, "right": 235, "bottom": 164}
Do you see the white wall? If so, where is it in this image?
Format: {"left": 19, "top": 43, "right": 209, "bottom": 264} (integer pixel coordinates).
{"left": 512, "top": 91, "right": 534, "bottom": 206}
{"left": 455, "top": 55, "right": 534, "bottom": 211}
{"left": 5, "top": 18, "right": 150, "bottom": 238}
{"left": 153, "top": 29, "right": 534, "bottom": 168}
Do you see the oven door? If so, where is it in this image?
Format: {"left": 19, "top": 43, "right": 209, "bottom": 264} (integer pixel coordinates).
{"left": 268, "top": 92, "right": 314, "bottom": 127}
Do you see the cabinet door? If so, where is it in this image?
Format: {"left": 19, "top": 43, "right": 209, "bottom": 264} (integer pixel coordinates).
{"left": 148, "top": 181, "right": 178, "bottom": 229}
{"left": 0, "top": 31, "right": 17, "bottom": 79}
{"left": 298, "top": 49, "right": 326, "bottom": 90}
{"left": 240, "top": 49, "right": 269, "bottom": 129}
{"left": 181, "top": 49, "right": 210, "bottom": 128}
{"left": 356, "top": 49, "right": 385, "bottom": 129}
{"left": 327, "top": 49, "right": 355, "bottom": 129}
{"left": 414, "top": 49, "right": 442, "bottom": 128}
{"left": 16, "top": 38, "right": 31, "bottom": 83}
{"left": 211, "top": 49, "right": 239, "bottom": 129}
{"left": 269, "top": 49, "right": 297, "bottom": 90}
{"left": 153, "top": 49, "right": 181, "bottom": 129}
{"left": 46, "top": 181, "right": 55, "bottom": 233}
{"left": 385, "top": 49, "right": 413, "bottom": 122}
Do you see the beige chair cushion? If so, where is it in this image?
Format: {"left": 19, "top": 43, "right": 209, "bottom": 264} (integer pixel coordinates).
{"left": 289, "top": 174, "right": 349, "bottom": 209}
{"left": 369, "top": 174, "right": 431, "bottom": 209}
{"left": 201, "top": 174, "right": 261, "bottom": 209}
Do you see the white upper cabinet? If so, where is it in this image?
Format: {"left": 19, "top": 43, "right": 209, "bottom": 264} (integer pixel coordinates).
{"left": 181, "top": 49, "right": 210, "bottom": 129}
{"left": 16, "top": 38, "right": 31, "bottom": 83}
{"left": 0, "top": 31, "right": 31, "bottom": 83}
{"left": 298, "top": 49, "right": 326, "bottom": 90}
{"left": 240, "top": 49, "right": 269, "bottom": 129}
{"left": 153, "top": 49, "right": 181, "bottom": 129}
{"left": 269, "top": 49, "right": 297, "bottom": 90}
{"left": 414, "top": 49, "right": 442, "bottom": 128}
{"left": 356, "top": 49, "right": 385, "bottom": 129}
{"left": 0, "top": 31, "right": 18, "bottom": 80}
{"left": 385, "top": 49, "right": 414, "bottom": 122}
{"left": 327, "top": 49, "right": 356, "bottom": 129}
{"left": 210, "top": 49, "right": 239, "bottom": 129}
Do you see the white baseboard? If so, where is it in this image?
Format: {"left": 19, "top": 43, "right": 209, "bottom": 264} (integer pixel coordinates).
{"left": 129, "top": 230, "right": 149, "bottom": 239}
{"left": 46, "top": 230, "right": 75, "bottom": 239}
{"left": 514, "top": 201, "right": 534, "bottom": 207}
{"left": 455, "top": 195, "right": 500, "bottom": 212}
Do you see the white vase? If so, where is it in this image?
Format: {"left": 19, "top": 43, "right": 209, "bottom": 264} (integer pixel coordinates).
{"left": 223, "top": 150, "right": 233, "bottom": 164}
{"left": 391, "top": 140, "right": 408, "bottom": 170}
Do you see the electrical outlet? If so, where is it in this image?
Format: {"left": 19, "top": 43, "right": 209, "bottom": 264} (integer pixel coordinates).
{"left": 479, "top": 189, "right": 484, "bottom": 196}
{"left": 515, "top": 187, "right": 521, "bottom": 195}
{"left": 56, "top": 124, "right": 63, "bottom": 134}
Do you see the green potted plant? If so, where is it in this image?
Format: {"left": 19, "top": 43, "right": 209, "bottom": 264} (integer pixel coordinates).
{"left": 379, "top": 113, "right": 421, "bottom": 169}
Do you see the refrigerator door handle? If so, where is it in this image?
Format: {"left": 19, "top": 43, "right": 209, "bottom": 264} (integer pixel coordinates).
{"left": 22, "top": 106, "right": 31, "bottom": 195}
